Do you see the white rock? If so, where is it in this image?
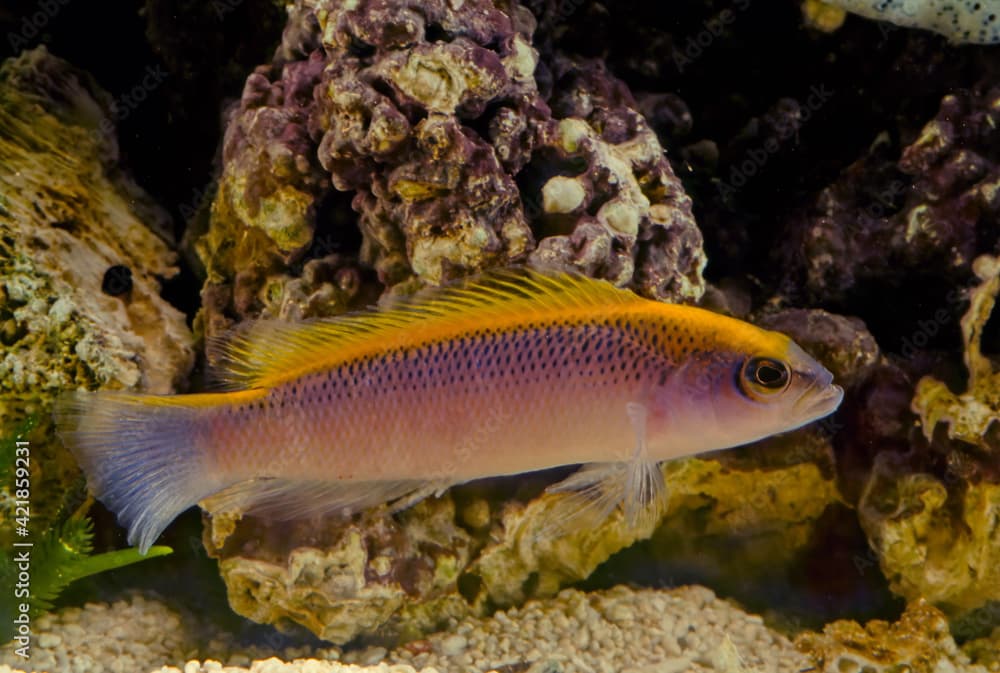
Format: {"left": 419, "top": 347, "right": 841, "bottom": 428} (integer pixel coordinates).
{"left": 542, "top": 176, "right": 587, "bottom": 214}
{"left": 437, "top": 635, "right": 467, "bottom": 657}
{"left": 37, "top": 633, "right": 62, "bottom": 648}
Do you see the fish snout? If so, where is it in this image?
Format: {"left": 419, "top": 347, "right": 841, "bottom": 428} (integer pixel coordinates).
{"left": 803, "top": 382, "right": 844, "bottom": 419}
{"left": 785, "top": 343, "right": 843, "bottom": 420}
{"left": 812, "top": 364, "right": 834, "bottom": 389}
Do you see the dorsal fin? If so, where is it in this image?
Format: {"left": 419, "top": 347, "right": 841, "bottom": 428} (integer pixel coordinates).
{"left": 207, "top": 268, "right": 639, "bottom": 390}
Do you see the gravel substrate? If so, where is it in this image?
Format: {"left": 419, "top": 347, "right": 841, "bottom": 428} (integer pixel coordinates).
{"left": 1, "top": 585, "right": 814, "bottom": 673}
{"left": 376, "top": 585, "right": 809, "bottom": 673}
{"left": 1, "top": 594, "right": 193, "bottom": 673}
{"left": 0, "top": 593, "right": 340, "bottom": 673}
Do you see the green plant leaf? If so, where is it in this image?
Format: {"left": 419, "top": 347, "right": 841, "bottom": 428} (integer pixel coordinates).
{"left": 26, "top": 517, "right": 172, "bottom": 612}
{"left": 63, "top": 545, "right": 173, "bottom": 584}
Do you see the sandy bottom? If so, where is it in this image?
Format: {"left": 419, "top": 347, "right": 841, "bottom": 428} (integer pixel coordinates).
{"left": 0, "top": 584, "right": 986, "bottom": 673}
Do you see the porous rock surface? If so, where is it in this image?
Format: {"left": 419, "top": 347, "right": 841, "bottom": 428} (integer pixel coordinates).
{"left": 0, "top": 46, "right": 195, "bottom": 543}
{"left": 777, "top": 69, "right": 1000, "bottom": 305}
{"left": 205, "top": 450, "right": 841, "bottom": 644}
{"left": 857, "top": 255, "right": 1000, "bottom": 615}
{"left": 797, "top": 599, "right": 990, "bottom": 673}
{"left": 194, "top": 0, "right": 706, "bottom": 337}
{"left": 0, "top": 46, "right": 194, "bottom": 399}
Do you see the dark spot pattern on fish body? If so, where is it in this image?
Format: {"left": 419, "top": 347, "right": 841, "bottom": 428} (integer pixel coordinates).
{"left": 272, "top": 318, "right": 672, "bottom": 422}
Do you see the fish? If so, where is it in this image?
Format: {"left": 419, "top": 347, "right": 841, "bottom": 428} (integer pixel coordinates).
{"left": 54, "top": 270, "right": 844, "bottom": 553}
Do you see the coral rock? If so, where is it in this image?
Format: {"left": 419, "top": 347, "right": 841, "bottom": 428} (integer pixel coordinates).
{"left": 852, "top": 256, "right": 1000, "bottom": 615}
{"left": 859, "top": 456, "right": 1000, "bottom": 613}
{"left": 0, "top": 47, "right": 194, "bottom": 543}
{"left": 912, "top": 255, "right": 1000, "bottom": 449}
{"left": 528, "top": 58, "right": 706, "bottom": 301}
{"left": 0, "top": 47, "right": 193, "bottom": 398}
{"left": 311, "top": 0, "right": 543, "bottom": 288}
{"left": 205, "top": 497, "right": 476, "bottom": 644}
{"left": 779, "top": 74, "right": 1000, "bottom": 304}
{"left": 796, "top": 599, "right": 986, "bottom": 673}
{"left": 195, "top": 0, "right": 707, "bottom": 336}
{"left": 206, "top": 453, "right": 840, "bottom": 644}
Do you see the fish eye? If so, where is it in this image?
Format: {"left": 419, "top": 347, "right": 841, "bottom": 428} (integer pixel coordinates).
{"left": 740, "top": 357, "right": 790, "bottom": 396}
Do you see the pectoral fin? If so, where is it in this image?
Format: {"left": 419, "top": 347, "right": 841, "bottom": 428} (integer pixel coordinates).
{"left": 623, "top": 401, "right": 666, "bottom": 526}
{"left": 542, "top": 402, "right": 667, "bottom": 535}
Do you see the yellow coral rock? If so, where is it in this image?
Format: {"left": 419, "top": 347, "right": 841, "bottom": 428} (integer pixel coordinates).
{"left": 796, "top": 599, "right": 978, "bottom": 673}
{"left": 912, "top": 255, "right": 1000, "bottom": 448}
{"left": 801, "top": 0, "right": 848, "bottom": 33}
{"left": 859, "top": 452, "right": 1000, "bottom": 612}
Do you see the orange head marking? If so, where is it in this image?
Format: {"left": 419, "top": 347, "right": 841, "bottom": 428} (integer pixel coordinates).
{"left": 639, "top": 303, "right": 843, "bottom": 458}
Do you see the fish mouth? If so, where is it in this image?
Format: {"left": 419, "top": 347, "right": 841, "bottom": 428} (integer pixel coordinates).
{"left": 801, "top": 382, "right": 844, "bottom": 420}
{"left": 781, "top": 342, "right": 844, "bottom": 424}
{"left": 793, "top": 366, "right": 844, "bottom": 421}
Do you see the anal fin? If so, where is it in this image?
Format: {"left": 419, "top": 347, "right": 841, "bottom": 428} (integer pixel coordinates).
{"left": 200, "top": 477, "right": 453, "bottom": 520}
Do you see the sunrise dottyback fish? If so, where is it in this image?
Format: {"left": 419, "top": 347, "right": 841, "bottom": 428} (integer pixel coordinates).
{"left": 55, "top": 270, "right": 844, "bottom": 553}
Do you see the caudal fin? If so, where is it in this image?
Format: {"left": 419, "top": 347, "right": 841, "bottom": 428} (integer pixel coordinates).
{"left": 54, "top": 391, "right": 221, "bottom": 553}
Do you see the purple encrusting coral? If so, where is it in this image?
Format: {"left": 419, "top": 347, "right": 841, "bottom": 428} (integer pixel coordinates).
{"left": 310, "top": 0, "right": 541, "bottom": 286}
{"left": 776, "top": 62, "right": 1000, "bottom": 305}
{"left": 195, "top": 0, "right": 706, "bottom": 337}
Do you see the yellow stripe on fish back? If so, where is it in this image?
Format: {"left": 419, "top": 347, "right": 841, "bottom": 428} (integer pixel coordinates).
{"left": 209, "top": 270, "right": 788, "bottom": 390}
